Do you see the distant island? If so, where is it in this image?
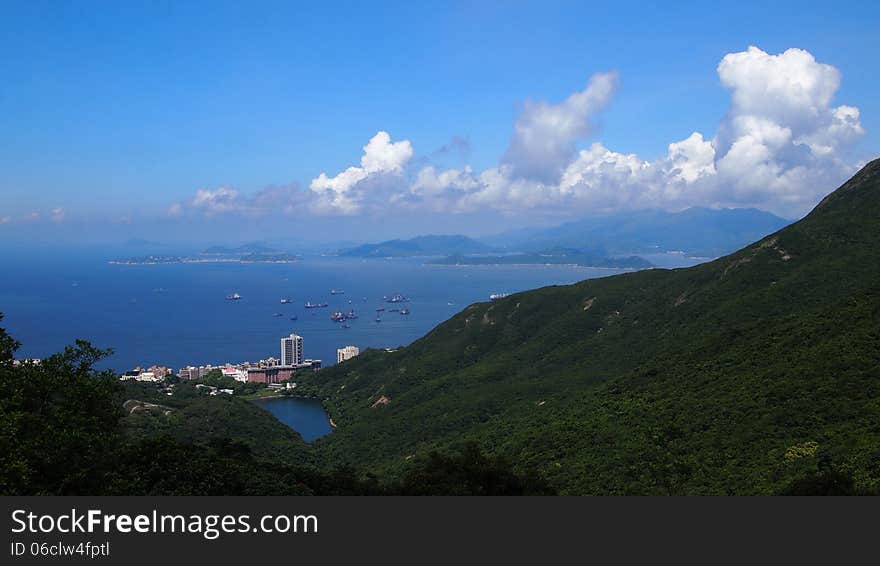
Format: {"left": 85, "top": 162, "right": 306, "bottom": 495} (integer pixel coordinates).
{"left": 429, "top": 248, "right": 653, "bottom": 269}
{"left": 339, "top": 234, "right": 494, "bottom": 258}
{"left": 110, "top": 252, "right": 300, "bottom": 265}
{"left": 111, "top": 241, "right": 300, "bottom": 265}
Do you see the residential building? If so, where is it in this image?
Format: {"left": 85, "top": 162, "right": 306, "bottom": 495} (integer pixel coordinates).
{"left": 337, "top": 345, "right": 360, "bottom": 363}
{"left": 281, "top": 333, "right": 303, "bottom": 366}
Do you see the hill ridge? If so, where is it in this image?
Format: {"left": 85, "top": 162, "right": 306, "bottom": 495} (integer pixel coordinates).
{"left": 301, "top": 159, "right": 880, "bottom": 494}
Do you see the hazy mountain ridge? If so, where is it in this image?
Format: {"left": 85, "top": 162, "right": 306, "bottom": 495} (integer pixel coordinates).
{"left": 338, "top": 234, "right": 495, "bottom": 258}
{"left": 202, "top": 241, "right": 280, "bottom": 255}
{"left": 484, "top": 207, "right": 791, "bottom": 257}
{"left": 429, "top": 248, "right": 653, "bottom": 269}
{"left": 301, "top": 160, "right": 880, "bottom": 495}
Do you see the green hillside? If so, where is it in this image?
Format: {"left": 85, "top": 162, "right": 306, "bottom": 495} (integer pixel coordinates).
{"left": 302, "top": 159, "right": 880, "bottom": 494}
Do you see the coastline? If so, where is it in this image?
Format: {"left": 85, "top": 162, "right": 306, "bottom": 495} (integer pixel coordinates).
{"left": 109, "top": 258, "right": 299, "bottom": 265}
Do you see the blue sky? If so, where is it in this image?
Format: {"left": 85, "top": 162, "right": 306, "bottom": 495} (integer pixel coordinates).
{"left": 1, "top": 1, "right": 878, "bottom": 243}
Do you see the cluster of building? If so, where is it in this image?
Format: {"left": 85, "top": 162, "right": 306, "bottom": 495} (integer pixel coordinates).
{"left": 120, "top": 333, "right": 361, "bottom": 386}
{"left": 120, "top": 365, "right": 173, "bottom": 382}
{"left": 175, "top": 333, "right": 325, "bottom": 385}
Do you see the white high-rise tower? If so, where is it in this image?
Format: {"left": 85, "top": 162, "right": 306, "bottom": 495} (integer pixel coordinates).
{"left": 281, "top": 333, "right": 303, "bottom": 366}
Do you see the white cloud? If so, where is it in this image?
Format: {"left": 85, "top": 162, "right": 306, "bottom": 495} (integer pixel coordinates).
{"left": 400, "top": 46, "right": 863, "bottom": 217}
{"left": 309, "top": 131, "right": 413, "bottom": 214}
{"left": 166, "top": 187, "right": 245, "bottom": 217}
{"left": 190, "top": 187, "right": 240, "bottom": 215}
{"left": 166, "top": 46, "right": 865, "bottom": 220}
{"left": 665, "top": 132, "right": 716, "bottom": 184}
{"left": 410, "top": 166, "right": 481, "bottom": 201}
{"left": 503, "top": 72, "right": 618, "bottom": 183}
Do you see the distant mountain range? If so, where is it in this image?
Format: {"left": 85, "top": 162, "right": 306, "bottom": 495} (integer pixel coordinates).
{"left": 484, "top": 207, "right": 791, "bottom": 257}
{"left": 202, "top": 242, "right": 280, "bottom": 255}
{"left": 430, "top": 248, "right": 652, "bottom": 269}
{"left": 339, "top": 235, "right": 494, "bottom": 258}
{"left": 338, "top": 208, "right": 790, "bottom": 262}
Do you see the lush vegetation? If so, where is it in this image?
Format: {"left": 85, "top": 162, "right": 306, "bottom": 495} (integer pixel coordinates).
{"left": 0, "top": 320, "right": 550, "bottom": 495}
{"left": 298, "top": 159, "right": 880, "bottom": 495}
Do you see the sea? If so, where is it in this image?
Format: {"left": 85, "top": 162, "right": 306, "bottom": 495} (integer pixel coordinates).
{"left": 0, "top": 247, "right": 706, "bottom": 373}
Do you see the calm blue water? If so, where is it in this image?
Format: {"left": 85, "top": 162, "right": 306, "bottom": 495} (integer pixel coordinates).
{"left": 0, "top": 247, "right": 691, "bottom": 372}
{"left": 252, "top": 397, "right": 332, "bottom": 441}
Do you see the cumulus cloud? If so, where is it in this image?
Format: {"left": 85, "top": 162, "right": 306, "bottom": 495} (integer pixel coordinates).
{"left": 168, "top": 46, "right": 864, "bottom": 220}
{"left": 503, "top": 72, "right": 618, "bottom": 183}
{"left": 309, "top": 131, "right": 413, "bottom": 214}
{"left": 190, "top": 187, "right": 241, "bottom": 215}
{"left": 398, "top": 46, "right": 864, "bottom": 217}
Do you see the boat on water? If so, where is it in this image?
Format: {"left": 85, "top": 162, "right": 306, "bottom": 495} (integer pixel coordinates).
{"left": 305, "top": 301, "right": 329, "bottom": 308}
{"left": 384, "top": 294, "right": 410, "bottom": 303}
{"left": 332, "top": 309, "right": 359, "bottom": 322}
{"left": 280, "top": 298, "right": 292, "bottom": 304}
{"left": 226, "top": 293, "right": 242, "bottom": 300}
{"left": 375, "top": 316, "right": 382, "bottom": 323}
{"left": 400, "top": 308, "right": 410, "bottom": 315}
{"left": 376, "top": 307, "right": 385, "bottom": 312}
{"left": 330, "top": 289, "right": 345, "bottom": 295}
{"left": 272, "top": 313, "right": 284, "bottom": 317}
{"left": 489, "top": 293, "right": 509, "bottom": 301}
{"left": 290, "top": 315, "right": 298, "bottom": 321}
